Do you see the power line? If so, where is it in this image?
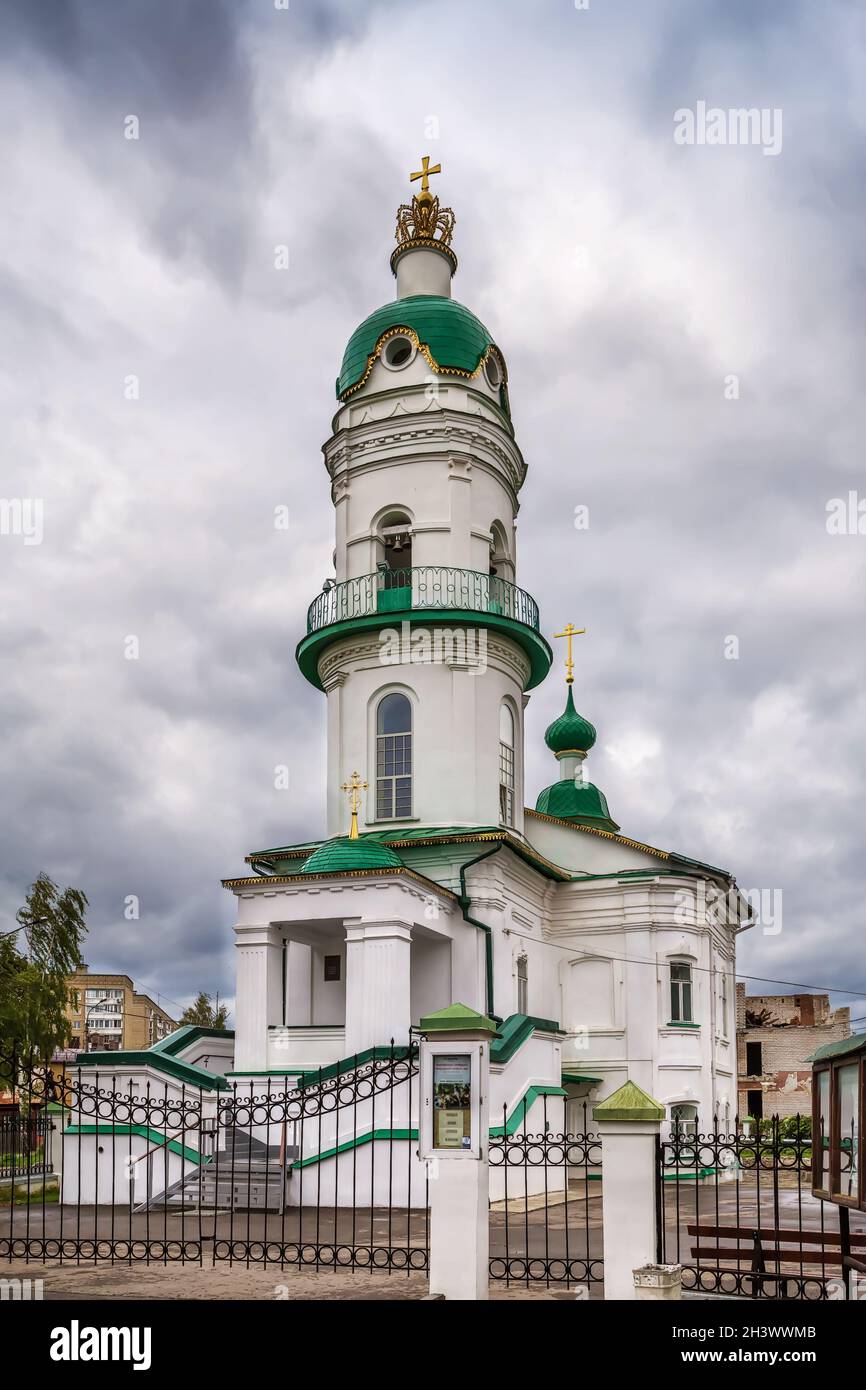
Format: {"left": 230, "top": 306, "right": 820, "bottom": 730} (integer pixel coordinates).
{"left": 503, "top": 927, "right": 866, "bottom": 997}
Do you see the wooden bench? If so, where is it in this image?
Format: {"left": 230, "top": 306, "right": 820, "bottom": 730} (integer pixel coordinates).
{"left": 687, "top": 1224, "right": 866, "bottom": 1296}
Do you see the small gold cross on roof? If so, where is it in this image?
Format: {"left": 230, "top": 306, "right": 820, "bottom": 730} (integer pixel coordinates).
{"left": 410, "top": 155, "right": 442, "bottom": 194}
{"left": 553, "top": 622, "right": 586, "bottom": 685}
{"left": 341, "top": 770, "right": 368, "bottom": 840}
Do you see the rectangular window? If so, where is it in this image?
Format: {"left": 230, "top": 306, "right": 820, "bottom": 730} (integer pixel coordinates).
{"left": 670, "top": 963, "right": 693, "bottom": 1023}
{"left": 720, "top": 973, "right": 728, "bottom": 1034}
{"left": 324, "top": 955, "right": 341, "bottom": 983}
{"left": 376, "top": 732, "right": 412, "bottom": 819}
{"left": 834, "top": 1063, "right": 860, "bottom": 1202}
{"left": 747, "top": 1089, "right": 763, "bottom": 1121}
{"left": 746, "top": 1041, "right": 763, "bottom": 1076}
{"left": 516, "top": 954, "right": 528, "bottom": 1015}
{"left": 499, "top": 742, "right": 514, "bottom": 827}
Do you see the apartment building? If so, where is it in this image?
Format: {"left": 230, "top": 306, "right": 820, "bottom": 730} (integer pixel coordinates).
{"left": 65, "top": 965, "right": 176, "bottom": 1052}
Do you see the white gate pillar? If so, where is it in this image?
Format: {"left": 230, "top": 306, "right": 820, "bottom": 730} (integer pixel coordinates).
{"left": 419, "top": 1003, "right": 496, "bottom": 1301}
{"left": 594, "top": 1081, "right": 666, "bottom": 1301}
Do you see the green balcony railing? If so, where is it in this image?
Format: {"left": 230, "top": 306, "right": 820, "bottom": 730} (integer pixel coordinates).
{"left": 306, "top": 565, "right": 540, "bottom": 635}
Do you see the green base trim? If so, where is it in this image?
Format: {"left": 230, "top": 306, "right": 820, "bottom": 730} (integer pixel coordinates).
{"left": 666, "top": 1021, "right": 700, "bottom": 1029}
{"left": 292, "top": 1128, "right": 417, "bottom": 1171}
{"left": 490, "top": 1084, "right": 567, "bottom": 1137}
{"left": 297, "top": 610, "right": 552, "bottom": 692}
{"left": 491, "top": 1014, "right": 563, "bottom": 1065}
{"left": 64, "top": 1125, "right": 207, "bottom": 1166}
{"left": 662, "top": 1167, "right": 717, "bottom": 1181}
{"left": 73, "top": 1050, "right": 227, "bottom": 1092}
{"left": 149, "top": 1026, "right": 234, "bottom": 1057}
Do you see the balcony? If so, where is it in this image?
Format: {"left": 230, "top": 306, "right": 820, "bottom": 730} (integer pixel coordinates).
{"left": 297, "top": 565, "right": 552, "bottom": 691}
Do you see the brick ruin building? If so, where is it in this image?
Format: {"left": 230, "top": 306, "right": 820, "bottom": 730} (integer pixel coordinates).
{"left": 736, "top": 983, "right": 851, "bottom": 1121}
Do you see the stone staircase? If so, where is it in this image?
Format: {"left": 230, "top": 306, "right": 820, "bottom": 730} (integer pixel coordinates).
{"left": 136, "top": 1128, "right": 296, "bottom": 1213}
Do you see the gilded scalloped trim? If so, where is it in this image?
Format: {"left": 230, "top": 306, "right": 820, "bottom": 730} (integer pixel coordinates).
{"left": 222, "top": 864, "right": 458, "bottom": 897}
{"left": 340, "top": 326, "right": 501, "bottom": 402}
{"left": 525, "top": 807, "right": 670, "bottom": 858}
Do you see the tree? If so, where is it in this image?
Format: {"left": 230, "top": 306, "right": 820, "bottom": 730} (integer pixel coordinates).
{"left": 0, "top": 872, "right": 88, "bottom": 1091}
{"left": 179, "top": 992, "right": 229, "bottom": 1030}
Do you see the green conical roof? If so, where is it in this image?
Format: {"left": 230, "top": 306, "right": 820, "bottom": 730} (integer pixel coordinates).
{"left": 544, "top": 686, "right": 596, "bottom": 755}
{"left": 337, "top": 296, "right": 504, "bottom": 406}
{"left": 535, "top": 778, "right": 619, "bottom": 832}
{"left": 299, "top": 837, "right": 403, "bottom": 875}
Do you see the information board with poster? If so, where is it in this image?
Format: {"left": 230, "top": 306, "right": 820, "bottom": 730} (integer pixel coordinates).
{"left": 433, "top": 1053, "right": 472, "bottom": 1149}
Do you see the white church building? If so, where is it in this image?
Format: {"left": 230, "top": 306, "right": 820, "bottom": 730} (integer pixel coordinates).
{"left": 72, "top": 162, "right": 752, "bottom": 1207}
{"left": 220, "top": 159, "right": 752, "bottom": 1140}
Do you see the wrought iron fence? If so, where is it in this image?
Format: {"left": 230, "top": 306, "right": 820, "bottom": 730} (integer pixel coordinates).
{"left": 306, "top": 565, "right": 540, "bottom": 635}
{"left": 488, "top": 1095, "right": 603, "bottom": 1293}
{"left": 1, "top": 1112, "right": 53, "bottom": 1179}
{"left": 0, "top": 1045, "right": 428, "bottom": 1275}
{"left": 657, "top": 1116, "right": 866, "bottom": 1300}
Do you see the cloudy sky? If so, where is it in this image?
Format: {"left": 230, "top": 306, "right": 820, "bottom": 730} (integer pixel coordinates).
{"left": 1, "top": 0, "right": 864, "bottom": 1028}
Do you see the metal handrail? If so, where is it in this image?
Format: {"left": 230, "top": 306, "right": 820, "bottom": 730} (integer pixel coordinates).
{"left": 306, "top": 565, "right": 540, "bottom": 635}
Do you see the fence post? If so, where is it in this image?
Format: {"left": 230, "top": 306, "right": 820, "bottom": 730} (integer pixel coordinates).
{"left": 594, "top": 1081, "right": 666, "bottom": 1301}
{"left": 417, "top": 1004, "right": 496, "bottom": 1301}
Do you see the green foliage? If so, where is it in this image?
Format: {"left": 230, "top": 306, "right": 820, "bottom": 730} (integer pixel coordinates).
{"left": 179, "top": 992, "right": 229, "bottom": 1030}
{"left": 779, "top": 1113, "right": 812, "bottom": 1140}
{"left": 0, "top": 873, "right": 88, "bottom": 1087}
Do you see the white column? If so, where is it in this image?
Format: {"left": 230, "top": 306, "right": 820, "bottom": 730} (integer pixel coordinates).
{"left": 344, "top": 920, "right": 412, "bottom": 1053}
{"left": 233, "top": 923, "right": 284, "bottom": 1072}
{"left": 429, "top": 1161, "right": 489, "bottom": 1301}
{"left": 594, "top": 1080, "right": 665, "bottom": 1301}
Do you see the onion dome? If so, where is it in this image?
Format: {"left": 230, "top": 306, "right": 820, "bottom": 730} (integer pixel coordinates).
{"left": 535, "top": 778, "right": 619, "bottom": 833}
{"left": 544, "top": 686, "right": 597, "bottom": 756}
{"left": 300, "top": 837, "right": 403, "bottom": 876}
{"left": 337, "top": 296, "right": 504, "bottom": 405}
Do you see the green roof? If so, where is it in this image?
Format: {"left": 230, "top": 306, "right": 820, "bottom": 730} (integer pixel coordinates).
{"left": 808, "top": 1032, "right": 866, "bottom": 1063}
{"left": 300, "top": 837, "right": 403, "bottom": 875}
{"left": 534, "top": 778, "right": 619, "bottom": 832}
{"left": 337, "top": 296, "right": 500, "bottom": 401}
{"left": 593, "top": 1080, "right": 665, "bottom": 1122}
{"left": 544, "top": 686, "right": 597, "bottom": 754}
{"left": 418, "top": 1002, "right": 497, "bottom": 1034}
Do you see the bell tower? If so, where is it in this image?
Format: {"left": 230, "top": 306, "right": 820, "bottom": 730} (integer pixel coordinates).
{"left": 296, "top": 161, "right": 552, "bottom": 837}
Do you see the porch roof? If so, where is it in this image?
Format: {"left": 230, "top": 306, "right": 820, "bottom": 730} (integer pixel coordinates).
{"left": 241, "top": 825, "right": 572, "bottom": 884}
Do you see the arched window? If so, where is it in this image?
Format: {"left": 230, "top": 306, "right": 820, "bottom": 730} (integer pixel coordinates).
{"left": 671, "top": 1103, "right": 698, "bottom": 1138}
{"left": 376, "top": 693, "right": 412, "bottom": 820}
{"left": 499, "top": 703, "right": 515, "bottom": 827}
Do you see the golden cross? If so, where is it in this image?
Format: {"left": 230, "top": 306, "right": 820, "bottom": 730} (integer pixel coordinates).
{"left": 410, "top": 155, "right": 442, "bottom": 194}
{"left": 553, "top": 622, "right": 586, "bottom": 685}
{"left": 340, "top": 770, "right": 368, "bottom": 840}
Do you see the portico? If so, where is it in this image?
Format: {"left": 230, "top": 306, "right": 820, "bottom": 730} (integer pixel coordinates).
{"left": 227, "top": 868, "right": 462, "bottom": 1073}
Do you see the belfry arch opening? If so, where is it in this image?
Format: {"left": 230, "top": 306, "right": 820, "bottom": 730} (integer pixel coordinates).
{"left": 377, "top": 510, "right": 413, "bottom": 575}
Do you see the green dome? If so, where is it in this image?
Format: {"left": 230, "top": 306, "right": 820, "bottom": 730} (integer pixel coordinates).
{"left": 300, "top": 837, "right": 403, "bottom": 875}
{"left": 534, "top": 779, "right": 619, "bottom": 832}
{"left": 544, "top": 687, "right": 597, "bottom": 755}
{"left": 337, "top": 296, "right": 502, "bottom": 403}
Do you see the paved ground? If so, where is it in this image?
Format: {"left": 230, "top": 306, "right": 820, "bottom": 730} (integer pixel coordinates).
{"left": 0, "top": 1259, "right": 580, "bottom": 1300}
{"left": 4, "top": 1177, "right": 862, "bottom": 1301}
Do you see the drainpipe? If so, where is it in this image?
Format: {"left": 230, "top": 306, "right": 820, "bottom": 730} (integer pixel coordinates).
{"left": 458, "top": 843, "right": 505, "bottom": 1023}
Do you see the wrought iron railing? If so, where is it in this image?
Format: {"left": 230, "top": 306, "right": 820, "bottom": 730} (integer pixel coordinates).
{"left": 306, "top": 565, "right": 540, "bottom": 635}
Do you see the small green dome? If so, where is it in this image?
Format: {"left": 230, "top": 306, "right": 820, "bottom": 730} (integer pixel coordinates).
{"left": 337, "top": 296, "right": 502, "bottom": 403}
{"left": 300, "top": 837, "right": 403, "bottom": 875}
{"left": 544, "top": 687, "right": 597, "bottom": 755}
{"left": 535, "top": 779, "right": 619, "bottom": 832}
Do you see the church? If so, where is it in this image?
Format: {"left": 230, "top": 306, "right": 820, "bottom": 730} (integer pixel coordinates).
{"left": 219, "top": 158, "right": 752, "bottom": 1142}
